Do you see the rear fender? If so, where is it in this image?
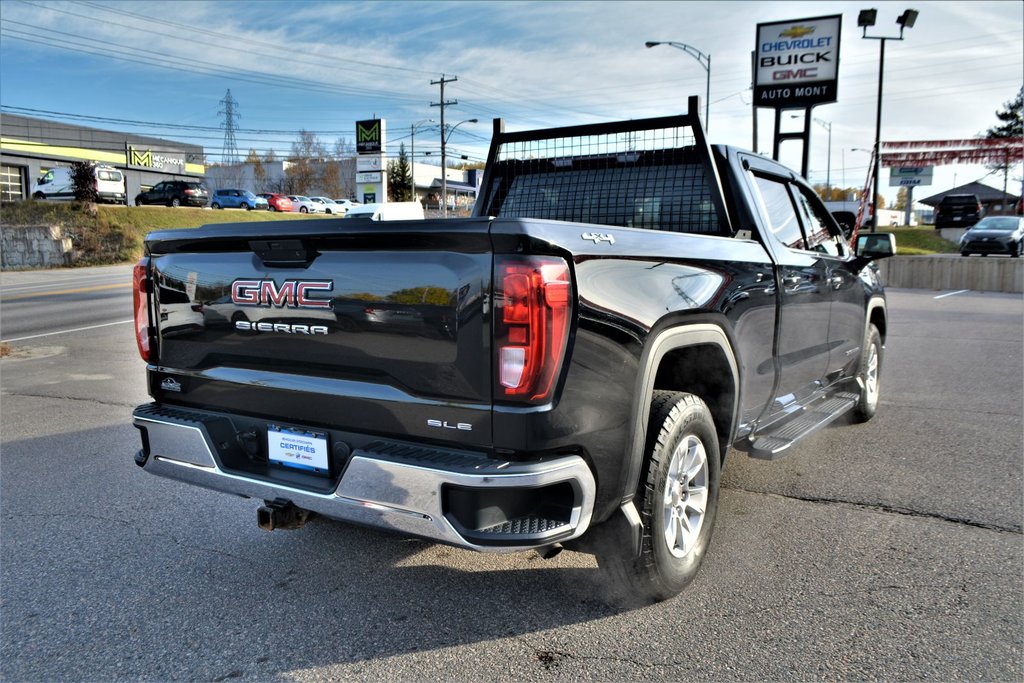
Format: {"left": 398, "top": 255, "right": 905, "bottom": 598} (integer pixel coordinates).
{"left": 620, "top": 322, "right": 739, "bottom": 504}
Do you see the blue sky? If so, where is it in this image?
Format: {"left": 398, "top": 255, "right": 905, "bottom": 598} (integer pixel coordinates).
{"left": 1, "top": 0, "right": 1022, "bottom": 204}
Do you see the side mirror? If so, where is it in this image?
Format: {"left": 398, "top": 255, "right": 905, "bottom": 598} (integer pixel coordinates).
{"left": 856, "top": 232, "right": 897, "bottom": 260}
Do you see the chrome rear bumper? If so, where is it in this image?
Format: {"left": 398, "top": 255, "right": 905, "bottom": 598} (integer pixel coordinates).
{"left": 133, "top": 404, "right": 595, "bottom": 552}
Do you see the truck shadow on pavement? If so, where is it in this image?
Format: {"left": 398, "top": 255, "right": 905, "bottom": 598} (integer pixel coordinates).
{"left": 0, "top": 425, "right": 643, "bottom": 682}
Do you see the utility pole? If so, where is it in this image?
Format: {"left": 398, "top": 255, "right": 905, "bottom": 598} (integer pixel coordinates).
{"left": 431, "top": 75, "right": 457, "bottom": 217}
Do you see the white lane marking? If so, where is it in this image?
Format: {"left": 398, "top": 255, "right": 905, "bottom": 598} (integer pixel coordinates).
{"left": 934, "top": 289, "right": 970, "bottom": 300}
{"left": 1, "top": 319, "right": 134, "bottom": 344}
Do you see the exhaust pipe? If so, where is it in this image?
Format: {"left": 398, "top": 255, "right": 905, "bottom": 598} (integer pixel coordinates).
{"left": 257, "top": 499, "right": 316, "bottom": 531}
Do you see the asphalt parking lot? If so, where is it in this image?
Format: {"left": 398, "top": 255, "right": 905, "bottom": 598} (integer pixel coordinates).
{"left": 1, "top": 282, "right": 1021, "bottom": 681}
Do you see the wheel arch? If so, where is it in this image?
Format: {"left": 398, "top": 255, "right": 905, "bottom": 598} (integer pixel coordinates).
{"left": 866, "top": 296, "right": 887, "bottom": 343}
{"left": 620, "top": 323, "right": 740, "bottom": 510}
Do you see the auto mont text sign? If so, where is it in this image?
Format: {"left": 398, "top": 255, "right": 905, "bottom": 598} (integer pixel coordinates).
{"left": 755, "top": 14, "right": 841, "bottom": 109}
{"left": 356, "top": 119, "right": 385, "bottom": 154}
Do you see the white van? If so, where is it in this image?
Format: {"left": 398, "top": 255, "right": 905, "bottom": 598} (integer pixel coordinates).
{"left": 342, "top": 201, "right": 425, "bottom": 222}
{"left": 31, "top": 165, "right": 126, "bottom": 204}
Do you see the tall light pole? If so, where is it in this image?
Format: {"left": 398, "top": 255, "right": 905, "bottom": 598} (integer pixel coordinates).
{"left": 859, "top": 7, "right": 919, "bottom": 232}
{"left": 410, "top": 119, "right": 434, "bottom": 202}
{"left": 645, "top": 41, "right": 711, "bottom": 131}
{"left": 441, "top": 118, "right": 477, "bottom": 217}
{"left": 814, "top": 118, "right": 833, "bottom": 198}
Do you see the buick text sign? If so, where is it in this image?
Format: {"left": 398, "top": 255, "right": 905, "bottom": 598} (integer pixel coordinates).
{"left": 755, "top": 15, "right": 841, "bottom": 108}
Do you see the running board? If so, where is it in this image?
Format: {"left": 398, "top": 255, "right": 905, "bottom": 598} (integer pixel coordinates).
{"left": 747, "top": 392, "right": 859, "bottom": 460}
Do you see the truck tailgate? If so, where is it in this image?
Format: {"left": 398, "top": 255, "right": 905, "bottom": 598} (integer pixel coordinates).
{"left": 145, "top": 219, "right": 493, "bottom": 446}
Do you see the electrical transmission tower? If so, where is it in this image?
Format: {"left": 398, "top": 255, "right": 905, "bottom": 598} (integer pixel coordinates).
{"left": 218, "top": 89, "right": 241, "bottom": 164}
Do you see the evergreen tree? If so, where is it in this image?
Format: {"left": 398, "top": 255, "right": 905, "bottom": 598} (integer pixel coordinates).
{"left": 985, "top": 87, "right": 1023, "bottom": 209}
{"left": 387, "top": 143, "right": 413, "bottom": 202}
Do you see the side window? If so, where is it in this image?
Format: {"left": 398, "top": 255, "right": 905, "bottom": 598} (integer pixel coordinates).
{"left": 793, "top": 186, "right": 845, "bottom": 257}
{"left": 151, "top": 182, "right": 166, "bottom": 192}
{"left": 751, "top": 174, "right": 804, "bottom": 249}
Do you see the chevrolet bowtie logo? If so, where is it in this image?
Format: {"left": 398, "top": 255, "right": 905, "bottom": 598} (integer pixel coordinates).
{"left": 780, "top": 26, "right": 815, "bottom": 39}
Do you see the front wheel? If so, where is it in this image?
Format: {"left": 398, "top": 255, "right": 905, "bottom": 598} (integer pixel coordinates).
{"left": 211, "top": 202, "right": 221, "bottom": 210}
{"left": 268, "top": 205, "right": 276, "bottom": 212}
{"left": 242, "top": 203, "right": 251, "bottom": 211}
{"left": 597, "top": 391, "right": 720, "bottom": 604}
{"left": 300, "top": 206, "right": 308, "bottom": 213}
{"left": 170, "top": 197, "right": 181, "bottom": 208}
{"left": 854, "top": 323, "right": 882, "bottom": 422}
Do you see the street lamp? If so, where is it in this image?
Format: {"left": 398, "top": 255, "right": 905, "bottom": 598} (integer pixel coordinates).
{"left": 410, "top": 119, "right": 434, "bottom": 201}
{"left": 645, "top": 41, "right": 711, "bottom": 131}
{"left": 860, "top": 7, "right": 919, "bottom": 232}
{"left": 441, "top": 118, "right": 477, "bottom": 217}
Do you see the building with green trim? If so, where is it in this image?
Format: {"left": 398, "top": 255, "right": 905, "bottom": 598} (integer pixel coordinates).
{"left": 0, "top": 114, "right": 205, "bottom": 203}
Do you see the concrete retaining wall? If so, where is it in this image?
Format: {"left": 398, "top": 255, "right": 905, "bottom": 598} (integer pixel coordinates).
{"left": 1, "top": 224, "right": 74, "bottom": 270}
{"left": 876, "top": 255, "right": 1023, "bottom": 293}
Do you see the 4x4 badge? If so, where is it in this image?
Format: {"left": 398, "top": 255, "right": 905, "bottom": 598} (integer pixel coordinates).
{"left": 582, "top": 232, "right": 615, "bottom": 245}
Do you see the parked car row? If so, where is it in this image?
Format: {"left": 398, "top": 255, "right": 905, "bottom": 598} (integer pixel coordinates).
{"left": 132, "top": 184, "right": 361, "bottom": 214}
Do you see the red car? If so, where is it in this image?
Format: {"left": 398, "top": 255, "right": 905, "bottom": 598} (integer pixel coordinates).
{"left": 258, "top": 193, "right": 293, "bottom": 212}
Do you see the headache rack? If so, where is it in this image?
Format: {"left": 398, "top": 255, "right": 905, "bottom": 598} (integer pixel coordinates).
{"left": 475, "top": 95, "right": 732, "bottom": 236}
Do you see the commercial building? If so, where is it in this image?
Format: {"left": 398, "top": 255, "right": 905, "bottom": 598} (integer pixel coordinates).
{"left": 0, "top": 114, "right": 205, "bottom": 203}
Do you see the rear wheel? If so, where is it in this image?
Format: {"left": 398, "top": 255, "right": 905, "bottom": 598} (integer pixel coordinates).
{"left": 597, "top": 391, "right": 720, "bottom": 604}
{"left": 854, "top": 324, "right": 882, "bottom": 422}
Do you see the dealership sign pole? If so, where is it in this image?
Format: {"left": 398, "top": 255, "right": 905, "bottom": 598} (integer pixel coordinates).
{"left": 754, "top": 15, "right": 842, "bottom": 180}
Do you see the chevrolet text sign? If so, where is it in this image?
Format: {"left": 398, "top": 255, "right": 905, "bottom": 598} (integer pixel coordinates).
{"left": 755, "top": 14, "right": 841, "bottom": 108}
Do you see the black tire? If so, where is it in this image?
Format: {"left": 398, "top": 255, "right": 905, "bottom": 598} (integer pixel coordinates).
{"left": 1012, "top": 242, "right": 1020, "bottom": 258}
{"left": 211, "top": 202, "right": 221, "bottom": 210}
{"left": 33, "top": 192, "right": 45, "bottom": 200}
{"left": 597, "top": 391, "right": 720, "bottom": 604}
{"left": 300, "top": 206, "right": 309, "bottom": 214}
{"left": 242, "top": 203, "right": 251, "bottom": 211}
{"left": 960, "top": 251, "right": 970, "bottom": 257}
{"left": 268, "top": 205, "right": 276, "bottom": 212}
{"left": 170, "top": 197, "right": 181, "bottom": 208}
{"left": 853, "top": 323, "right": 882, "bottom": 422}
{"left": 135, "top": 197, "right": 144, "bottom": 206}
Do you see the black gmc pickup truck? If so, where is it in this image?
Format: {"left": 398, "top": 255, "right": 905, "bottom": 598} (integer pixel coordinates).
{"left": 132, "top": 99, "right": 895, "bottom": 603}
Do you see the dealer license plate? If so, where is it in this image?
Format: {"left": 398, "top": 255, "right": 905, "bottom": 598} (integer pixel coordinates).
{"left": 267, "top": 425, "right": 329, "bottom": 474}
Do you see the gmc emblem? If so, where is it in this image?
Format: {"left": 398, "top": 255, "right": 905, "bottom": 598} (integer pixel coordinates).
{"left": 231, "top": 279, "right": 334, "bottom": 309}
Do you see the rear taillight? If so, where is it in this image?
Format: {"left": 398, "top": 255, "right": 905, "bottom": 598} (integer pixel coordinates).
{"left": 133, "top": 257, "right": 153, "bottom": 362}
{"left": 494, "top": 256, "right": 572, "bottom": 404}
